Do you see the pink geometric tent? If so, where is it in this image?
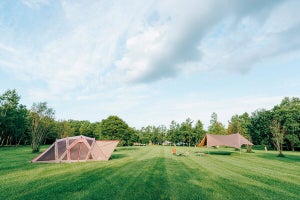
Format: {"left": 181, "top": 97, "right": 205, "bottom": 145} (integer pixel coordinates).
{"left": 197, "top": 133, "right": 253, "bottom": 148}
{"left": 32, "top": 135, "right": 119, "bottom": 163}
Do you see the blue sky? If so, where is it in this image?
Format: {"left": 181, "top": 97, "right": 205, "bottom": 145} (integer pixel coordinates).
{"left": 1, "top": 0, "right": 300, "bottom": 129}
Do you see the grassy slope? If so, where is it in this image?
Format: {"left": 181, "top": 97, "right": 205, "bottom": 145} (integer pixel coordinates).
{"left": 0, "top": 146, "right": 299, "bottom": 200}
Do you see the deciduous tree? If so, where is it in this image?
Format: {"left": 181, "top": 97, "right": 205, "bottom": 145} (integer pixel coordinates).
{"left": 208, "top": 112, "right": 225, "bottom": 134}
{"left": 99, "top": 115, "right": 134, "bottom": 146}
{"left": 0, "top": 89, "right": 28, "bottom": 146}
{"left": 270, "top": 120, "right": 285, "bottom": 157}
{"left": 30, "top": 102, "right": 55, "bottom": 152}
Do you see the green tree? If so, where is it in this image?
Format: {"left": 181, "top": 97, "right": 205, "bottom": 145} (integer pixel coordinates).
{"left": 285, "top": 134, "right": 299, "bottom": 151}
{"left": 55, "top": 120, "right": 73, "bottom": 139}
{"left": 99, "top": 115, "right": 134, "bottom": 146}
{"left": 227, "top": 115, "right": 240, "bottom": 134}
{"left": 79, "top": 120, "right": 96, "bottom": 138}
{"left": 228, "top": 113, "right": 252, "bottom": 152}
{"left": 0, "top": 89, "right": 28, "bottom": 146}
{"left": 273, "top": 97, "right": 300, "bottom": 151}
{"left": 155, "top": 125, "right": 167, "bottom": 145}
{"left": 30, "top": 102, "right": 55, "bottom": 152}
{"left": 194, "top": 120, "right": 206, "bottom": 145}
{"left": 168, "top": 120, "right": 180, "bottom": 144}
{"left": 68, "top": 120, "right": 82, "bottom": 136}
{"left": 179, "top": 118, "right": 194, "bottom": 146}
{"left": 137, "top": 126, "right": 151, "bottom": 144}
{"left": 270, "top": 120, "right": 285, "bottom": 157}
{"left": 248, "top": 109, "right": 273, "bottom": 146}
{"left": 208, "top": 112, "right": 225, "bottom": 134}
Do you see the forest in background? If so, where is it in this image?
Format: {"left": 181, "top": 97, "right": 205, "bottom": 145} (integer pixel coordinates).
{"left": 0, "top": 89, "right": 299, "bottom": 153}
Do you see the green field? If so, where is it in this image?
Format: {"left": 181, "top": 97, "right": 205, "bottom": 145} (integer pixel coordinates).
{"left": 0, "top": 146, "right": 299, "bottom": 200}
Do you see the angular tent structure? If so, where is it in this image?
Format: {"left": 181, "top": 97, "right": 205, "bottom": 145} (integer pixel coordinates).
{"left": 197, "top": 133, "right": 253, "bottom": 148}
{"left": 32, "top": 135, "right": 119, "bottom": 163}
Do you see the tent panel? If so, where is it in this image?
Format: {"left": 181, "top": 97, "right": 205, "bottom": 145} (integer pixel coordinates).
{"left": 207, "top": 134, "right": 239, "bottom": 148}
{"left": 79, "top": 143, "right": 89, "bottom": 160}
{"left": 69, "top": 139, "right": 76, "bottom": 146}
{"left": 36, "top": 145, "right": 55, "bottom": 161}
{"left": 62, "top": 154, "right": 67, "bottom": 160}
{"left": 197, "top": 135, "right": 206, "bottom": 147}
{"left": 86, "top": 138, "right": 94, "bottom": 146}
{"left": 70, "top": 143, "right": 81, "bottom": 160}
{"left": 94, "top": 140, "right": 119, "bottom": 160}
{"left": 57, "top": 140, "right": 67, "bottom": 158}
{"left": 92, "top": 141, "right": 106, "bottom": 160}
{"left": 32, "top": 135, "right": 118, "bottom": 163}
{"left": 199, "top": 133, "right": 253, "bottom": 148}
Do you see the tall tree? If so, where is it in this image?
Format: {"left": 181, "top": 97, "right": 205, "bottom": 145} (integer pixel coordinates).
{"left": 227, "top": 113, "right": 252, "bottom": 151}
{"left": 208, "top": 112, "right": 225, "bottom": 134}
{"left": 99, "top": 115, "right": 134, "bottom": 146}
{"left": 270, "top": 120, "right": 285, "bottom": 157}
{"left": 227, "top": 115, "right": 240, "bottom": 134}
{"left": 79, "top": 120, "right": 96, "bottom": 138}
{"left": 168, "top": 120, "right": 180, "bottom": 144}
{"left": 194, "top": 120, "right": 206, "bottom": 145}
{"left": 179, "top": 118, "right": 194, "bottom": 146}
{"left": 273, "top": 97, "right": 300, "bottom": 151}
{"left": 248, "top": 109, "right": 273, "bottom": 146}
{"left": 30, "top": 102, "right": 55, "bottom": 152}
{"left": 0, "top": 89, "right": 28, "bottom": 146}
{"left": 55, "top": 120, "right": 73, "bottom": 139}
{"left": 137, "top": 126, "right": 152, "bottom": 144}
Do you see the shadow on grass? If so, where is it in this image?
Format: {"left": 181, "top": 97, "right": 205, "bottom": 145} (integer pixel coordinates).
{"left": 194, "top": 149, "right": 236, "bottom": 156}
{"left": 2, "top": 147, "right": 299, "bottom": 200}
{"left": 257, "top": 153, "right": 300, "bottom": 163}
{"left": 110, "top": 153, "right": 128, "bottom": 160}
{"left": 116, "top": 147, "right": 139, "bottom": 151}
{"left": 207, "top": 151, "right": 232, "bottom": 155}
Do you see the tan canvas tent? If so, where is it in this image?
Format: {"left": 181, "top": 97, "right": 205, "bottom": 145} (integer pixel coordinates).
{"left": 197, "top": 133, "right": 253, "bottom": 148}
{"left": 32, "top": 135, "right": 119, "bottom": 163}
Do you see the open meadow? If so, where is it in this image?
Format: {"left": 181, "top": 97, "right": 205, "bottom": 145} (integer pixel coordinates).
{"left": 0, "top": 145, "right": 299, "bottom": 200}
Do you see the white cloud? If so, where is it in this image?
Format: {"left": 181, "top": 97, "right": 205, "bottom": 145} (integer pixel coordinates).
{"left": 1, "top": 0, "right": 300, "bottom": 128}
{"left": 115, "top": 0, "right": 300, "bottom": 83}
{"left": 21, "top": 0, "right": 49, "bottom": 9}
{"left": 2, "top": 0, "right": 299, "bottom": 94}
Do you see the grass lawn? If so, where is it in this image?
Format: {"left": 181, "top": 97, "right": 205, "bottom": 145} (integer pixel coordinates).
{"left": 0, "top": 145, "right": 299, "bottom": 200}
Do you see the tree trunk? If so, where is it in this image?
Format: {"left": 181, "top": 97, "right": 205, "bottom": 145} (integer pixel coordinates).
{"left": 0, "top": 135, "right": 4, "bottom": 146}
{"left": 6, "top": 135, "right": 10, "bottom": 146}
{"left": 32, "top": 140, "right": 40, "bottom": 152}
{"left": 291, "top": 143, "right": 295, "bottom": 151}
{"left": 16, "top": 137, "right": 22, "bottom": 147}
{"left": 278, "top": 143, "right": 284, "bottom": 157}
{"left": 246, "top": 144, "right": 253, "bottom": 153}
{"left": 0, "top": 132, "right": 2, "bottom": 146}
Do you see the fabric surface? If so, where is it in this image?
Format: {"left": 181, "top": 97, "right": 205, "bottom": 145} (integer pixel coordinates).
{"left": 198, "top": 133, "right": 253, "bottom": 148}
{"left": 32, "top": 135, "right": 119, "bottom": 163}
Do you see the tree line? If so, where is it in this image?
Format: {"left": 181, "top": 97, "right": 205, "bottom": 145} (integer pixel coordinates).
{"left": 0, "top": 89, "right": 299, "bottom": 153}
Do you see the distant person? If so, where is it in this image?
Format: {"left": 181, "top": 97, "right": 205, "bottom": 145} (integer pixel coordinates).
{"left": 172, "top": 148, "right": 176, "bottom": 155}
{"left": 264, "top": 146, "right": 268, "bottom": 151}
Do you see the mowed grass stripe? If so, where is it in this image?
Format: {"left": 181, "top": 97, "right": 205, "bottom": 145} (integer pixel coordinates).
{"left": 214, "top": 152, "right": 300, "bottom": 185}
{"left": 189, "top": 149, "right": 299, "bottom": 199}
{"left": 202, "top": 156, "right": 298, "bottom": 199}
{"left": 164, "top": 148, "right": 228, "bottom": 199}
{"left": 0, "top": 146, "right": 299, "bottom": 200}
{"left": 164, "top": 146, "right": 299, "bottom": 199}
{"left": 179, "top": 152, "right": 266, "bottom": 199}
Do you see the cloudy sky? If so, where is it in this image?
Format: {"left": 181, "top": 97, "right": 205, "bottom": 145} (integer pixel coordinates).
{"left": 1, "top": 0, "right": 300, "bottom": 129}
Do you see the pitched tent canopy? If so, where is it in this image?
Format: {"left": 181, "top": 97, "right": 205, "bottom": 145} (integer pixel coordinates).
{"left": 197, "top": 133, "right": 253, "bottom": 148}
{"left": 32, "top": 135, "right": 119, "bottom": 163}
